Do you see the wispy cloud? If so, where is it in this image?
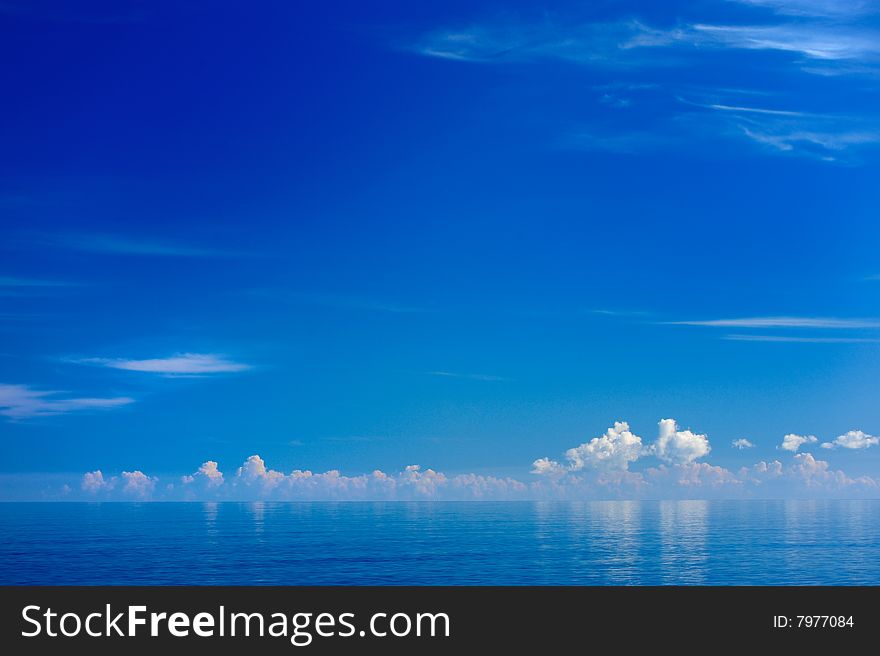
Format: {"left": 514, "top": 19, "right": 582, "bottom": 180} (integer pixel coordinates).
{"left": 726, "top": 0, "right": 878, "bottom": 18}
{"left": 41, "top": 233, "right": 246, "bottom": 258}
{"left": 415, "top": 14, "right": 880, "bottom": 162}
{"left": 0, "top": 383, "right": 134, "bottom": 420}
{"left": 72, "top": 353, "right": 252, "bottom": 376}
{"left": 414, "top": 18, "right": 880, "bottom": 69}
{"left": 0, "top": 276, "right": 78, "bottom": 288}
{"left": 668, "top": 316, "right": 880, "bottom": 328}
{"left": 251, "top": 290, "right": 432, "bottom": 314}
{"left": 424, "top": 370, "right": 511, "bottom": 382}
{"left": 724, "top": 334, "right": 880, "bottom": 343}
{"left": 687, "top": 22, "right": 880, "bottom": 62}
{"left": 0, "top": 276, "right": 81, "bottom": 297}
{"left": 732, "top": 438, "right": 756, "bottom": 449}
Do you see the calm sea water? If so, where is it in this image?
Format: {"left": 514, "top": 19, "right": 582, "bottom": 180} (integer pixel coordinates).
{"left": 2, "top": 500, "right": 879, "bottom": 585}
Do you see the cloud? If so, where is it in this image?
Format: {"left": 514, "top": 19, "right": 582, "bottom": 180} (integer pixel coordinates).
{"left": 42, "top": 233, "right": 245, "bottom": 257}
{"left": 226, "top": 456, "right": 526, "bottom": 500}
{"left": 646, "top": 462, "right": 740, "bottom": 487}
{"left": 789, "top": 452, "right": 876, "bottom": 488}
{"left": 81, "top": 470, "right": 109, "bottom": 493}
{"left": 780, "top": 433, "right": 818, "bottom": 452}
{"left": 726, "top": 0, "right": 877, "bottom": 18}
{"left": 669, "top": 316, "right": 880, "bottom": 328}
{"left": 425, "top": 371, "right": 511, "bottom": 382}
{"left": 0, "top": 383, "right": 134, "bottom": 420}
{"left": 532, "top": 421, "right": 646, "bottom": 475}
{"left": 0, "top": 276, "right": 78, "bottom": 288}
{"left": 740, "top": 453, "right": 877, "bottom": 490}
{"left": 724, "top": 334, "right": 880, "bottom": 343}
{"left": 121, "top": 471, "right": 157, "bottom": 498}
{"left": 687, "top": 22, "right": 880, "bottom": 62}
{"left": 653, "top": 419, "right": 711, "bottom": 465}
{"left": 73, "top": 353, "right": 251, "bottom": 376}
{"left": 0, "top": 276, "right": 82, "bottom": 298}
{"left": 70, "top": 433, "right": 880, "bottom": 503}
{"left": 413, "top": 17, "right": 880, "bottom": 69}
{"left": 732, "top": 438, "right": 755, "bottom": 449}
{"left": 821, "top": 430, "right": 879, "bottom": 449}
{"left": 673, "top": 95, "right": 880, "bottom": 161}
{"left": 252, "top": 290, "right": 431, "bottom": 314}
{"left": 81, "top": 469, "right": 157, "bottom": 497}
{"left": 181, "top": 460, "right": 225, "bottom": 487}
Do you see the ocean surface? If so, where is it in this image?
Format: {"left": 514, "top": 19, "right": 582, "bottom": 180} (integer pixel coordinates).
{"left": 2, "top": 500, "right": 879, "bottom": 585}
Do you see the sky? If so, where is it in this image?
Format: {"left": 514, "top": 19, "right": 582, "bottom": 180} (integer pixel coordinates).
{"left": 1, "top": 0, "right": 879, "bottom": 500}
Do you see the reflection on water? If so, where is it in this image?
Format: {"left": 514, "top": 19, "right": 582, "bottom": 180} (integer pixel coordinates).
{"left": 658, "top": 500, "right": 708, "bottom": 585}
{"left": 1, "top": 500, "right": 879, "bottom": 585}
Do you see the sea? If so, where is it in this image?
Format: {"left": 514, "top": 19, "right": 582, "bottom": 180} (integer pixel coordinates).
{"left": 2, "top": 500, "right": 878, "bottom": 585}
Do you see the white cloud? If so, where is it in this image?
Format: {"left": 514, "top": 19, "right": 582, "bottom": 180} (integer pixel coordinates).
{"left": 821, "top": 430, "right": 879, "bottom": 450}
{"left": 670, "top": 316, "right": 880, "bottom": 328}
{"left": 81, "top": 470, "right": 111, "bottom": 493}
{"left": 0, "top": 276, "right": 78, "bottom": 288}
{"left": 0, "top": 383, "right": 134, "bottom": 420}
{"left": 182, "top": 460, "right": 225, "bottom": 487}
{"left": 739, "top": 459, "right": 784, "bottom": 484}
{"left": 726, "top": 0, "right": 877, "bottom": 18}
{"left": 725, "top": 334, "right": 880, "bottom": 343}
{"left": 81, "top": 469, "right": 157, "bottom": 498}
{"left": 532, "top": 421, "right": 645, "bottom": 475}
{"left": 425, "top": 371, "right": 510, "bottom": 382}
{"left": 564, "top": 421, "right": 645, "bottom": 471}
{"left": 646, "top": 462, "right": 740, "bottom": 487}
{"left": 74, "top": 353, "right": 251, "bottom": 375}
{"left": 72, "top": 441, "right": 880, "bottom": 502}
{"left": 44, "top": 233, "right": 243, "bottom": 257}
{"left": 789, "top": 452, "right": 876, "bottom": 488}
{"left": 688, "top": 22, "right": 880, "bottom": 61}
{"left": 732, "top": 438, "right": 755, "bottom": 449}
{"left": 414, "top": 18, "right": 880, "bottom": 69}
{"left": 780, "top": 433, "right": 818, "bottom": 452}
{"left": 530, "top": 457, "right": 568, "bottom": 477}
{"left": 121, "top": 471, "right": 156, "bottom": 498}
{"left": 654, "top": 419, "right": 711, "bottom": 465}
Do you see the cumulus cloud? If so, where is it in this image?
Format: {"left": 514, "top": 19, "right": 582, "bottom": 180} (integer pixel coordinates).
{"left": 565, "top": 421, "right": 645, "bottom": 471}
{"left": 821, "top": 430, "right": 879, "bottom": 450}
{"left": 531, "top": 421, "right": 645, "bottom": 476}
{"left": 71, "top": 444, "right": 880, "bottom": 501}
{"left": 646, "top": 462, "right": 740, "bottom": 488}
{"left": 789, "top": 452, "right": 875, "bottom": 488}
{"left": 73, "top": 353, "right": 251, "bottom": 376}
{"left": 0, "top": 383, "right": 134, "bottom": 420}
{"left": 121, "top": 471, "right": 156, "bottom": 498}
{"left": 780, "top": 433, "right": 818, "bottom": 452}
{"left": 653, "top": 419, "right": 711, "bottom": 465}
{"left": 68, "top": 417, "right": 880, "bottom": 501}
{"left": 81, "top": 469, "right": 157, "bottom": 498}
{"left": 182, "top": 460, "right": 224, "bottom": 487}
{"left": 81, "top": 470, "right": 110, "bottom": 493}
{"left": 732, "top": 438, "right": 755, "bottom": 449}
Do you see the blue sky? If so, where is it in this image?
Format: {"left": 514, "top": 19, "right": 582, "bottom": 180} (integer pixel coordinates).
{"left": 1, "top": 0, "right": 880, "bottom": 500}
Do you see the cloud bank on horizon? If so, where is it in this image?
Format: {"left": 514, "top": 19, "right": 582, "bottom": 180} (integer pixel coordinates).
{"left": 70, "top": 419, "right": 879, "bottom": 501}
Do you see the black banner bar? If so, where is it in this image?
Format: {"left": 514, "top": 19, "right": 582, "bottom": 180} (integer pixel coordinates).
{"left": 1, "top": 586, "right": 875, "bottom": 653}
